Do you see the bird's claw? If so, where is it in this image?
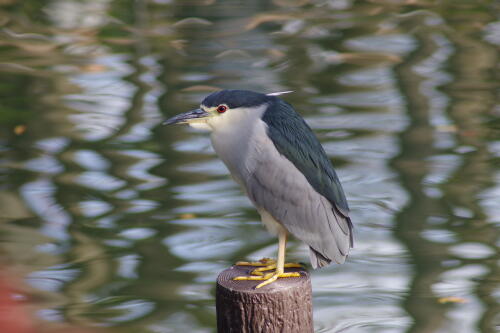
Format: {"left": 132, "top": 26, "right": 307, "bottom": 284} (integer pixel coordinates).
{"left": 250, "top": 263, "right": 303, "bottom": 276}
{"left": 235, "top": 258, "right": 303, "bottom": 276}
{"left": 234, "top": 271, "right": 301, "bottom": 288}
{"left": 235, "top": 257, "right": 275, "bottom": 267}
{"left": 234, "top": 258, "right": 302, "bottom": 288}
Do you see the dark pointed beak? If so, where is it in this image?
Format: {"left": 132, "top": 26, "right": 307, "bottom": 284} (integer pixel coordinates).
{"left": 163, "top": 108, "right": 210, "bottom": 125}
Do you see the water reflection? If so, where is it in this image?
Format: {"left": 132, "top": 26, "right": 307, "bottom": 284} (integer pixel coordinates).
{"left": 0, "top": 0, "right": 499, "bottom": 332}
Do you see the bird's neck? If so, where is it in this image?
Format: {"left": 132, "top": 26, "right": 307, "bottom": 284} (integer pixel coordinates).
{"left": 210, "top": 105, "right": 267, "bottom": 181}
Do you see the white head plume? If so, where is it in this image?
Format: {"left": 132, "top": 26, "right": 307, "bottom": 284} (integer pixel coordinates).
{"left": 266, "top": 91, "right": 294, "bottom": 96}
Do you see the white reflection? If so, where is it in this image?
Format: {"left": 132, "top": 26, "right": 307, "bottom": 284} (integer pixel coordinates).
{"left": 150, "top": 312, "right": 211, "bottom": 333}
{"left": 172, "top": 180, "right": 252, "bottom": 214}
{"left": 36, "top": 308, "right": 64, "bottom": 322}
{"left": 23, "top": 156, "right": 63, "bottom": 175}
{"left": 479, "top": 170, "right": 500, "bottom": 224}
{"left": 164, "top": 222, "right": 243, "bottom": 261}
{"left": 35, "top": 137, "right": 69, "bottom": 153}
{"left": 79, "top": 200, "right": 113, "bottom": 217}
{"left": 338, "top": 66, "right": 395, "bottom": 87}
{"left": 117, "top": 254, "right": 140, "bottom": 279}
{"left": 483, "top": 21, "right": 500, "bottom": 45}
{"left": 117, "top": 150, "right": 165, "bottom": 191}
{"left": 21, "top": 178, "right": 71, "bottom": 240}
{"left": 423, "top": 154, "right": 461, "bottom": 185}
{"left": 307, "top": 112, "right": 408, "bottom": 132}
{"left": 420, "top": 229, "right": 457, "bottom": 244}
{"left": 125, "top": 199, "right": 159, "bottom": 213}
{"left": 433, "top": 264, "right": 487, "bottom": 295}
{"left": 346, "top": 34, "right": 416, "bottom": 55}
{"left": 75, "top": 171, "right": 126, "bottom": 191}
{"left": 64, "top": 55, "right": 135, "bottom": 141}
{"left": 172, "top": 136, "right": 213, "bottom": 154}
{"left": 119, "top": 228, "right": 156, "bottom": 240}
{"left": 73, "top": 149, "right": 110, "bottom": 171}
{"left": 107, "top": 300, "right": 155, "bottom": 323}
{"left": 449, "top": 243, "right": 496, "bottom": 260}
{"left": 315, "top": 305, "right": 411, "bottom": 333}
{"left": 27, "top": 265, "right": 80, "bottom": 292}
{"left": 45, "top": 0, "right": 111, "bottom": 30}
{"left": 311, "top": 90, "right": 404, "bottom": 109}
{"left": 180, "top": 159, "right": 230, "bottom": 176}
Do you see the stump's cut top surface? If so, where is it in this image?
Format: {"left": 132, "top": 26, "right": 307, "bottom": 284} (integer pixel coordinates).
{"left": 217, "top": 264, "right": 310, "bottom": 294}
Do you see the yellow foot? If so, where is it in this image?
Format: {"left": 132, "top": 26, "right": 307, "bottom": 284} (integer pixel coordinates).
{"left": 234, "top": 271, "right": 301, "bottom": 288}
{"left": 250, "top": 262, "right": 303, "bottom": 276}
{"left": 235, "top": 258, "right": 303, "bottom": 276}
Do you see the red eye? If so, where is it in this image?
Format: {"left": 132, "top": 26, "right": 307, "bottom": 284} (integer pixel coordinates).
{"left": 217, "top": 105, "right": 227, "bottom": 113}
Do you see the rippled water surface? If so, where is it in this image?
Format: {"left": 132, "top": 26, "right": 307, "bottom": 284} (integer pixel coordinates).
{"left": 0, "top": 1, "right": 499, "bottom": 332}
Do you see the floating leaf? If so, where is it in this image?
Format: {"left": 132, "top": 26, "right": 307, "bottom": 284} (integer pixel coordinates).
{"left": 0, "top": 63, "right": 36, "bottom": 73}
{"left": 1, "top": 27, "right": 51, "bottom": 41}
{"left": 179, "top": 213, "right": 196, "bottom": 219}
{"left": 102, "top": 37, "right": 137, "bottom": 45}
{"left": 170, "top": 39, "right": 188, "bottom": 50}
{"left": 436, "top": 124, "right": 457, "bottom": 133}
{"left": 13, "top": 125, "right": 26, "bottom": 135}
{"left": 438, "top": 296, "right": 467, "bottom": 304}
{"left": 80, "top": 64, "right": 108, "bottom": 73}
{"left": 338, "top": 52, "right": 402, "bottom": 64}
{"left": 12, "top": 41, "right": 59, "bottom": 53}
{"left": 173, "top": 18, "right": 213, "bottom": 28}
{"left": 267, "top": 48, "right": 286, "bottom": 60}
{"left": 215, "top": 49, "right": 251, "bottom": 59}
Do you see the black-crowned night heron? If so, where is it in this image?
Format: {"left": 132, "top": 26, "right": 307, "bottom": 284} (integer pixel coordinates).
{"left": 165, "top": 90, "right": 353, "bottom": 288}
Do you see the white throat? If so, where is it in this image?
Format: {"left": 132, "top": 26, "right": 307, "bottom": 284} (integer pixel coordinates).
{"left": 207, "top": 104, "right": 268, "bottom": 183}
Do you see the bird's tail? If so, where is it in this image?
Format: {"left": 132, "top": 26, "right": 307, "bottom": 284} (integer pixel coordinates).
{"left": 309, "top": 247, "right": 332, "bottom": 269}
{"left": 309, "top": 214, "right": 353, "bottom": 269}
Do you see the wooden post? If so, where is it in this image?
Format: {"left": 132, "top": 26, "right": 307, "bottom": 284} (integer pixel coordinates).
{"left": 216, "top": 264, "right": 313, "bottom": 333}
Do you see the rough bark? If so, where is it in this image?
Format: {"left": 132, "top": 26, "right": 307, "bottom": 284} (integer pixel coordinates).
{"left": 216, "top": 265, "right": 313, "bottom": 333}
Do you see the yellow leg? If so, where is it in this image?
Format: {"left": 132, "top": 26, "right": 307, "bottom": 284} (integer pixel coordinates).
{"left": 233, "top": 230, "right": 301, "bottom": 288}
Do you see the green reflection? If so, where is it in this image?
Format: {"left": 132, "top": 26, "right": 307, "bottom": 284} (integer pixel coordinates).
{"left": 0, "top": 0, "right": 498, "bottom": 332}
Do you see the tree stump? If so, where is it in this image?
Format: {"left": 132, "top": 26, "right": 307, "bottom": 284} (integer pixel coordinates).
{"left": 216, "top": 264, "right": 313, "bottom": 333}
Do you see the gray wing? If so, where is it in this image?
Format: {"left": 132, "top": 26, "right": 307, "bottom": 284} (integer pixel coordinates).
{"left": 262, "top": 99, "right": 351, "bottom": 217}
{"left": 244, "top": 114, "right": 353, "bottom": 267}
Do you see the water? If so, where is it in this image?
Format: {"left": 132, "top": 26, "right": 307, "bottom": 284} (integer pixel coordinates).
{"left": 0, "top": 1, "right": 499, "bottom": 332}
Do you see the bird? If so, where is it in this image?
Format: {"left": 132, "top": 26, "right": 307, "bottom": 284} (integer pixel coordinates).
{"left": 165, "top": 89, "right": 353, "bottom": 288}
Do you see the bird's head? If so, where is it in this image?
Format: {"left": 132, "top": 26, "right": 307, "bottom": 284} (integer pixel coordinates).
{"left": 164, "top": 90, "right": 291, "bottom": 131}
